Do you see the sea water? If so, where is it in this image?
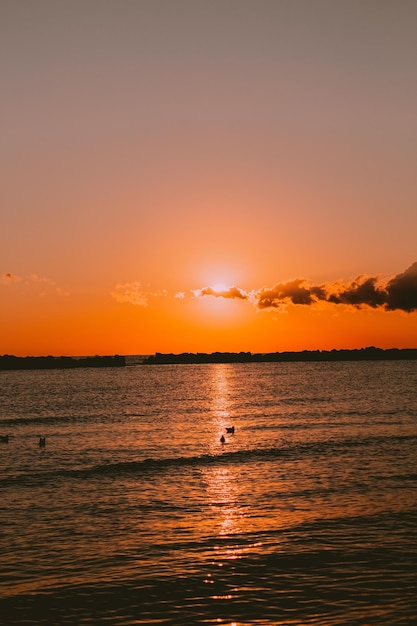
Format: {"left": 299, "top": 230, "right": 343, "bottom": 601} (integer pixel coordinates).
{"left": 1, "top": 360, "right": 416, "bottom": 625}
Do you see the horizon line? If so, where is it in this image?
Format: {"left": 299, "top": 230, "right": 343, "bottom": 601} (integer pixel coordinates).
{"left": 2, "top": 346, "right": 417, "bottom": 359}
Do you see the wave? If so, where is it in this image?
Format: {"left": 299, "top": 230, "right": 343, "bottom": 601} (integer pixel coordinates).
{"left": 1, "top": 409, "right": 412, "bottom": 429}
{"left": 0, "top": 414, "right": 134, "bottom": 427}
{"left": 3, "top": 433, "right": 417, "bottom": 488}
{"left": 85, "top": 434, "right": 417, "bottom": 479}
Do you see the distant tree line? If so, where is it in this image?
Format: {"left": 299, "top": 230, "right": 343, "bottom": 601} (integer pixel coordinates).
{"left": 0, "top": 355, "right": 126, "bottom": 371}
{"left": 3, "top": 349, "right": 416, "bottom": 370}
{"left": 143, "top": 347, "right": 417, "bottom": 365}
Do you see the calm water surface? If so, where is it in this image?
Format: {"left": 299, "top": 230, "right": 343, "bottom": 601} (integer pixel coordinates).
{"left": 1, "top": 360, "right": 416, "bottom": 625}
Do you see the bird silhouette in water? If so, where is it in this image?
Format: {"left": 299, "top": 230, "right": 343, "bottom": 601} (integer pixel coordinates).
{"left": 220, "top": 435, "right": 225, "bottom": 443}
{"left": 226, "top": 426, "right": 235, "bottom": 434}
{"left": 39, "top": 436, "right": 46, "bottom": 447}
{"left": 0, "top": 435, "right": 9, "bottom": 443}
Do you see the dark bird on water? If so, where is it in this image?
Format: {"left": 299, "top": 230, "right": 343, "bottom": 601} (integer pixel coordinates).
{"left": 39, "top": 436, "right": 46, "bottom": 447}
{"left": 220, "top": 435, "right": 225, "bottom": 443}
{"left": 226, "top": 426, "right": 235, "bottom": 434}
{"left": 0, "top": 435, "right": 9, "bottom": 443}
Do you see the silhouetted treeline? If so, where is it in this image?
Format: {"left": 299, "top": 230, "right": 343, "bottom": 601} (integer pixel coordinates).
{"left": 143, "top": 347, "right": 417, "bottom": 365}
{"left": 0, "top": 355, "right": 126, "bottom": 371}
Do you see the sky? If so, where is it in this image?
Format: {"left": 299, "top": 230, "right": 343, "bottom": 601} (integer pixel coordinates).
{"left": 1, "top": 0, "right": 417, "bottom": 356}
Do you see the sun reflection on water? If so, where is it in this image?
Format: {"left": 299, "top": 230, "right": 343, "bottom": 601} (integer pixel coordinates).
{"left": 207, "top": 363, "right": 238, "bottom": 454}
{"left": 203, "top": 465, "right": 244, "bottom": 538}
{"left": 202, "top": 361, "right": 266, "bottom": 617}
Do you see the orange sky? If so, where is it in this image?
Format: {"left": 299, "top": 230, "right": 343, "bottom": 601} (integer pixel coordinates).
{"left": 1, "top": 1, "right": 417, "bottom": 356}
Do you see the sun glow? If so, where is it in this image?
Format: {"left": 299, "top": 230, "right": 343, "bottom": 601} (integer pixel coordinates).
{"left": 211, "top": 282, "right": 229, "bottom": 294}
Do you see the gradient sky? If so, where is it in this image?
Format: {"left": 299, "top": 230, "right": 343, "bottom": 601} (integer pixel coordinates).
{"left": 1, "top": 0, "right": 416, "bottom": 356}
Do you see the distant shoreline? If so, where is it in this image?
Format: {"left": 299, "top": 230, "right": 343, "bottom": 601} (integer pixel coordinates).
{"left": 0, "top": 355, "right": 126, "bottom": 371}
{"left": 143, "top": 347, "right": 417, "bottom": 364}
{"left": 1, "top": 348, "right": 417, "bottom": 370}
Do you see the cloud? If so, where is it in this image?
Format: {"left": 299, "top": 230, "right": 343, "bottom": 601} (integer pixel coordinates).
{"left": 193, "top": 286, "right": 248, "bottom": 300}
{"left": 256, "top": 279, "right": 326, "bottom": 309}
{"left": 112, "top": 282, "right": 148, "bottom": 307}
{"left": 386, "top": 261, "right": 417, "bottom": 312}
{"left": 191, "top": 262, "right": 417, "bottom": 314}
{"left": 326, "top": 276, "right": 386, "bottom": 308}
{"left": 254, "top": 262, "right": 417, "bottom": 313}
{"left": 1, "top": 272, "right": 21, "bottom": 284}
{"left": 1, "top": 272, "right": 68, "bottom": 295}
{"left": 30, "top": 274, "right": 69, "bottom": 296}
{"left": 30, "top": 273, "right": 54, "bottom": 284}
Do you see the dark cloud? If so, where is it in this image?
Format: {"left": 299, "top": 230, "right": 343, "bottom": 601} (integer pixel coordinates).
{"left": 254, "top": 262, "right": 417, "bottom": 313}
{"left": 385, "top": 261, "right": 417, "bottom": 312}
{"left": 257, "top": 279, "right": 323, "bottom": 309}
{"left": 327, "top": 277, "right": 386, "bottom": 308}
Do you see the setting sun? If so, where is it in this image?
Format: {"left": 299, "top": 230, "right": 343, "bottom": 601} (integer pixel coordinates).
{"left": 210, "top": 282, "right": 230, "bottom": 294}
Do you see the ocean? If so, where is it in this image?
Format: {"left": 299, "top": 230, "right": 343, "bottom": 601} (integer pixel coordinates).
{"left": 1, "top": 360, "right": 416, "bottom": 625}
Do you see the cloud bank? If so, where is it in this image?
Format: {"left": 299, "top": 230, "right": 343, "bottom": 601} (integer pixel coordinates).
{"left": 196, "top": 262, "right": 417, "bottom": 313}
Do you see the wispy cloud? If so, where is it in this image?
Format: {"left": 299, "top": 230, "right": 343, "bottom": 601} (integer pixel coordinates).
{"left": 1, "top": 272, "right": 21, "bottom": 284}
{"left": 193, "top": 262, "right": 417, "bottom": 313}
{"left": 1, "top": 272, "right": 68, "bottom": 295}
{"left": 111, "top": 282, "right": 149, "bottom": 307}
{"left": 30, "top": 274, "right": 69, "bottom": 297}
